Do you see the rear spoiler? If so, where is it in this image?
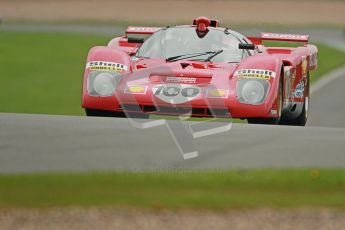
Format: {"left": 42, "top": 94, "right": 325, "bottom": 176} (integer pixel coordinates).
{"left": 248, "top": 32, "right": 309, "bottom": 45}
{"left": 126, "top": 26, "right": 162, "bottom": 37}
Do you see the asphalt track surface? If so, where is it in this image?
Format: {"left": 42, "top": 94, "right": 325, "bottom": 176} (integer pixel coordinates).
{"left": 0, "top": 24, "right": 345, "bottom": 172}
{"left": 308, "top": 66, "right": 345, "bottom": 128}
{"left": 1, "top": 111, "right": 345, "bottom": 173}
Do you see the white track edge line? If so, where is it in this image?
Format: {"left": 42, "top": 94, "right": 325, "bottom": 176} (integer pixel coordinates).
{"left": 311, "top": 65, "right": 345, "bottom": 95}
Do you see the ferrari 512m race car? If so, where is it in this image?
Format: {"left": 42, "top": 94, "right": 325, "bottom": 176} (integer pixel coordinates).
{"left": 82, "top": 17, "right": 317, "bottom": 126}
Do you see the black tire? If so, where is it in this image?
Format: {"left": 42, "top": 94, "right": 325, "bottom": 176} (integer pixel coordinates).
{"left": 85, "top": 109, "right": 125, "bottom": 118}
{"left": 247, "top": 74, "right": 283, "bottom": 125}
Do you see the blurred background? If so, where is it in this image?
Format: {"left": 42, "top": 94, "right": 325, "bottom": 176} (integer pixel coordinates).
{"left": 2, "top": 0, "right": 345, "bottom": 26}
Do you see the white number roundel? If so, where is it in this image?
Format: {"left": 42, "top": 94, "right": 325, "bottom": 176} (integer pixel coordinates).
{"left": 152, "top": 84, "right": 201, "bottom": 104}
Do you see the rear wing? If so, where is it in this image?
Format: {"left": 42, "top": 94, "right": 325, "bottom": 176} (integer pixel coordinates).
{"left": 248, "top": 32, "right": 309, "bottom": 45}
{"left": 125, "top": 26, "right": 162, "bottom": 38}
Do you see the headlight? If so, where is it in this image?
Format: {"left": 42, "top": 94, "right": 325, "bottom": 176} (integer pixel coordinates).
{"left": 236, "top": 78, "right": 270, "bottom": 105}
{"left": 87, "top": 71, "right": 120, "bottom": 96}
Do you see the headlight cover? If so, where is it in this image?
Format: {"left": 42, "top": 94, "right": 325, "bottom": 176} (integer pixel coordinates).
{"left": 236, "top": 78, "right": 270, "bottom": 105}
{"left": 87, "top": 71, "right": 120, "bottom": 96}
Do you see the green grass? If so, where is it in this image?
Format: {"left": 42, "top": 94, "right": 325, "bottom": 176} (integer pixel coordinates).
{"left": 0, "top": 31, "right": 113, "bottom": 115}
{"left": 0, "top": 169, "right": 345, "bottom": 209}
{"left": 0, "top": 31, "right": 345, "bottom": 116}
{"left": 311, "top": 43, "right": 345, "bottom": 83}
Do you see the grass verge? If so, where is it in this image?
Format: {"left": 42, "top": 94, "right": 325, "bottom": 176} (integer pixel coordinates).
{"left": 0, "top": 169, "right": 345, "bottom": 209}
{"left": 0, "top": 31, "right": 113, "bottom": 115}
{"left": 0, "top": 31, "right": 345, "bottom": 116}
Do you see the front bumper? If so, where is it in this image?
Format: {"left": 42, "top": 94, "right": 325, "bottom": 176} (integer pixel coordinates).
{"left": 82, "top": 87, "right": 277, "bottom": 118}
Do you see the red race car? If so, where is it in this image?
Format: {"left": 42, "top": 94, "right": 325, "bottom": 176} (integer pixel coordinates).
{"left": 82, "top": 16, "right": 317, "bottom": 126}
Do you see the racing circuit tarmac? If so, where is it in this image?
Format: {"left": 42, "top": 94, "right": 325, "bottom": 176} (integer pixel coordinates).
{"left": 0, "top": 108, "right": 345, "bottom": 173}
{"left": 0, "top": 25, "right": 345, "bottom": 172}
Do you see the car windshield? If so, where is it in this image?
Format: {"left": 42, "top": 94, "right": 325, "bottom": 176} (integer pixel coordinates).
{"left": 136, "top": 27, "right": 248, "bottom": 62}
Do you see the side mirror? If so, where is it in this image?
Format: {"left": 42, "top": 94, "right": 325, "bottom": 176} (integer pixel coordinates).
{"left": 239, "top": 43, "right": 255, "bottom": 50}
{"left": 127, "top": 37, "right": 145, "bottom": 44}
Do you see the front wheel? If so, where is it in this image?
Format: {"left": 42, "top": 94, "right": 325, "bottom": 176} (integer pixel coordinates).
{"left": 280, "top": 93, "right": 309, "bottom": 126}
{"left": 290, "top": 95, "right": 309, "bottom": 126}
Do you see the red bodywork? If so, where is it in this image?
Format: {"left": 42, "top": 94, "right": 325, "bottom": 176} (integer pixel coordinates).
{"left": 82, "top": 18, "right": 317, "bottom": 119}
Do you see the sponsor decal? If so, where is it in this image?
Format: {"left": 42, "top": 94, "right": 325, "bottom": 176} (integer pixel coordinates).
{"left": 125, "top": 85, "right": 148, "bottom": 94}
{"left": 87, "top": 61, "right": 128, "bottom": 73}
{"left": 152, "top": 84, "right": 201, "bottom": 104}
{"left": 293, "top": 80, "right": 305, "bottom": 98}
{"left": 206, "top": 89, "right": 229, "bottom": 98}
{"left": 235, "top": 69, "right": 276, "bottom": 80}
{"left": 166, "top": 76, "right": 197, "bottom": 84}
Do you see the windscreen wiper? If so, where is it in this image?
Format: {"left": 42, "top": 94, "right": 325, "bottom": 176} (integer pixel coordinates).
{"left": 166, "top": 51, "right": 215, "bottom": 62}
{"left": 203, "top": 49, "right": 223, "bottom": 62}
